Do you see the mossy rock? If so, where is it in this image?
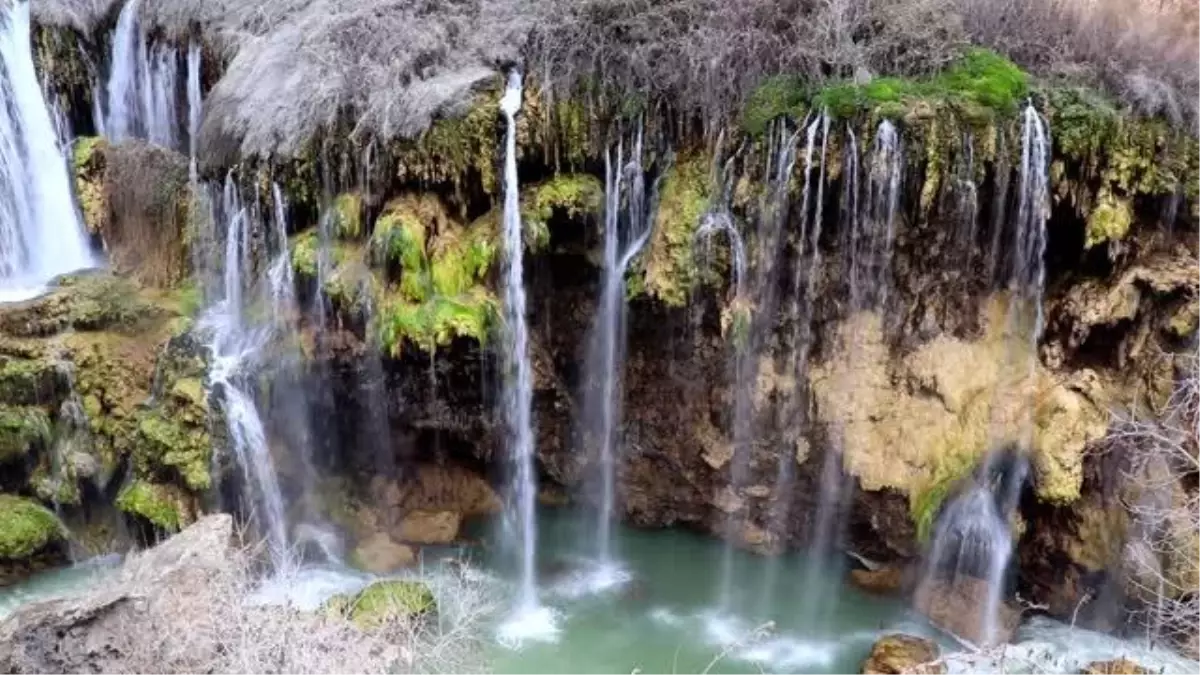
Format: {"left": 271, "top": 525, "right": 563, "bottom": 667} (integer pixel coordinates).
{"left": 331, "top": 192, "right": 364, "bottom": 239}
{"left": 1086, "top": 189, "right": 1134, "bottom": 248}
{"left": 370, "top": 195, "right": 499, "bottom": 355}
{"left": 72, "top": 136, "right": 109, "bottom": 235}
{"left": 521, "top": 174, "right": 604, "bottom": 251}
{"left": 0, "top": 494, "right": 65, "bottom": 560}
{"left": 0, "top": 406, "right": 52, "bottom": 463}
{"left": 0, "top": 357, "right": 69, "bottom": 407}
{"left": 132, "top": 410, "right": 211, "bottom": 491}
{"left": 323, "top": 580, "right": 436, "bottom": 630}
{"left": 640, "top": 153, "right": 712, "bottom": 306}
{"left": 810, "top": 48, "right": 1027, "bottom": 123}
{"left": 115, "top": 480, "right": 189, "bottom": 532}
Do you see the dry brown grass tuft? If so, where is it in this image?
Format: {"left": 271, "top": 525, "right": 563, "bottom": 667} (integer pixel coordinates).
{"left": 90, "top": 531, "right": 498, "bottom": 674}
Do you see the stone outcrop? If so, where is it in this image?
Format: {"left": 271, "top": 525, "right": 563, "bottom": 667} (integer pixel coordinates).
{"left": 861, "top": 634, "right": 944, "bottom": 674}
{"left": 0, "top": 514, "right": 235, "bottom": 673}
{"left": 913, "top": 577, "right": 1021, "bottom": 645}
{"left": 1082, "top": 658, "right": 1150, "bottom": 674}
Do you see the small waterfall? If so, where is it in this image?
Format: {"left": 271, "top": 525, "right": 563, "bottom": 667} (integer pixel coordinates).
{"left": 202, "top": 176, "right": 291, "bottom": 569}
{"left": 186, "top": 39, "right": 202, "bottom": 169}
{"left": 918, "top": 453, "right": 1029, "bottom": 645}
{"left": 849, "top": 119, "right": 902, "bottom": 311}
{"left": 1012, "top": 103, "right": 1051, "bottom": 356}
{"left": 758, "top": 112, "right": 825, "bottom": 607}
{"left": 498, "top": 70, "right": 540, "bottom": 612}
{"left": 103, "top": 0, "right": 182, "bottom": 149}
{"left": 1, "top": 0, "right": 94, "bottom": 301}
{"left": 584, "top": 124, "right": 653, "bottom": 568}
{"left": 918, "top": 105, "right": 1050, "bottom": 646}
{"left": 695, "top": 139, "right": 751, "bottom": 611}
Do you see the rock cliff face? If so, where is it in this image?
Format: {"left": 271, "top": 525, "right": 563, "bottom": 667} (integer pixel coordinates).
{"left": 2, "top": 3, "right": 1198, "bottom": 656}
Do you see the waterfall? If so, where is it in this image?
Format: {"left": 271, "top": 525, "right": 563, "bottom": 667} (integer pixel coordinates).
{"left": 202, "top": 176, "right": 292, "bottom": 570}
{"left": 758, "top": 112, "right": 816, "bottom": 607}
{"left": 498, "top": 70, "right": 541, "bottom": 614}
{"left": 919, "top": 453, "right": 1029, "bottom": 645}
{"left": 849, "top": 119, "right": 902, "bottom": 311}
{"left": 584, "top": 124, "right": 652, "bottom": 568}
{"left": 1013, "top": 103, "right": 1050, "bottom": 357}
{"left": 0, "top": 0, "right": 94, "bottom": 302}
{"left": 919, "top": 104, "right": 1050, "bottom": 646}
{"left": 186, "top": 39, "right": 202, "bottom": 168}
{"left": 103, "top": 0, "right": 182, "bottom": 150}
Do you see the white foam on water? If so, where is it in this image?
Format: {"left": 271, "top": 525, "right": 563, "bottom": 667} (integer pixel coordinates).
{"left": 737, "top": 636, "right": 840, "bottom": 671}
{"left": 496, "top": 603, "right": 562, "bottom": 650}
{"left": 548, "top": 559, "right": 633, "bottom": 600}
{"left": 247, "top": 565, "right": 371, "bottom": 612}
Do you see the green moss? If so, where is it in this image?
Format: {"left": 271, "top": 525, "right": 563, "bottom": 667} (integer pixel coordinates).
{"left": 640, "top": 153, "right": 712, "bottom": 306}
{"left": 395, "top": 90, "right": 502, "bottom": 192}
{"left": 291, "top": 230, "right": 373, "bottom": 311}
{"left": 115, "top": 480, "right": 183, "bottom": 532}
{"left": 1086, "top": 190, "right": 1134, "bottom": 248}
{"left": 910, "top": 451, "right": 977, "bottom": 543}
{"left": 324, "top": 580, "right": 436, "bottom": 630}
{"left": 291, "top": 230, "right": 320, "bottom": 278}
{"left": 370, "top": 196, "right": 500, "bottom": 355}
{"left": 0, "top": 406, "right": 52, "bottom": 463}
{"left": 744, "top": 75, "right": 809, "bottom": 135}
{"left": 0, "top": 358, "right": 66, "bottom": 406}
{"left": 331, "top": 193, "right": 364, "bottom": 239}
{"left": 809, "top": 48, "right": 1028, "bottom": 123}
{"left": 522, "top": 174, "right": 604, "bottom": 252}
{"left": 0, "top": 494, "right": 64, "bottom": 559}
{"left": 133, "top": 410, "right": 210, "bottom": 491}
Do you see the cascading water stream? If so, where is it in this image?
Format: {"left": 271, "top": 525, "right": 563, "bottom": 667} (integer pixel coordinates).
{"left": 694, "top": 140, "right": 751, "bottom": 611}
{"left": 103, "top": 0, "right": 182, "bottom": 149}
{"left": 202, "top": 177, "right": 292, "bottom": 570}
{"left": 756, "top": 117, "right": 817, "bottom": 611}
{"left": 495, "top": 70, "right": 559, "bottom": 646}
{"left": 186, "top": 40, "right": 202, "bottom": 171}
{"left": 1, "top": 0, "right": 94, "bottom": 302}
{"left": 919, "top": 103, "right": 1050, "bottom": 646}
{"left": 585, "top": 124, "right": 652, "bottom": 571}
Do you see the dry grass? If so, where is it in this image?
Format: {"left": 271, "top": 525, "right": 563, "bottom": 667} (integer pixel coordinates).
{"left": 1104, "top": 353, "right": 1199, "bottom": 657}
{"left": 26, "top": 0, "right": 1198, "bottom": 162}
{"left": 91, "top": 533, "right": 498, "bottom": 674}
{"left": 960, "top": 0, "right": 1199, "bottom": 124}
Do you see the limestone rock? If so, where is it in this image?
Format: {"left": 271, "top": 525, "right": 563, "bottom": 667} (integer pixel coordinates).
{"left": 0, "top": 495, "right": 67, "bottom": 586}
{"left": 812, "top": 297, "right": 1110, "bottom": 531}
{"left": 397, "top": 510, "right": 461, "bottom": 544}
{"left": 849, "top": 566, "right": 906, "bottom": 595}
{"left": 861, "top": 634, "right": 944, "bottom": 674}
{"left": 1082, "top": 658, "right": 1149, "bottom": 674}
{"left": 0, "top": 514, "right": 234, "bottom": 673}
{"left": 353, "top": 532, "right": 415, "bottom": 573}
{"left": 913, "top": 577, "right": 1020, "bottom": 645}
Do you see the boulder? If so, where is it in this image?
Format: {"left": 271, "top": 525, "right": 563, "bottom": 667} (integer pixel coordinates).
{"left": 397, "top": 509, "right": 461, "bottom": 544}
{"left": 352, "top": 532, "right": 415, "bottom": 573}
{"left": 323, "top": 580, "right": 435, "bottom": 630}
{"left": 1082, "top": 658, "right": 1149, "bottom": 674}
{"left": 913, "top": 577, "right": 1020, "bottom": 646}
{"left": 861, "top": 634, "right": 944, "bottom": 674}
{"left": 850, "top": 566, "right": 906, "bottom": 595}
{"left": 0, "top": 495, "right": 67, "bottom": 587}
{"left": 0, "top": 514, "right": 234, "bottom": 673}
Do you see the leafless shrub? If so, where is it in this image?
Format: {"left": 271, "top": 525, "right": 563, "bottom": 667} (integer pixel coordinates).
{"left": 1104, "top": 352, "right": 1199, "bottom": 657}
{"left": 98, "top": 536, "right": 497, "bottom": 674}
{"left": 26, "top": 0, "right": 120, "bottom": 33}
{"left": 958, "top": 0, "right": 1199, "bottom": 124}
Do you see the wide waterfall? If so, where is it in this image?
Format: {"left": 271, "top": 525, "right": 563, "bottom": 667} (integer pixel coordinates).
{"left": 102, "top": 0, "right": 183, "bottom": 150}
{"left": 583, "top": 127, "right": 652, "bottom": 572}
{"left": 0, "top": 0, "right": 93, "bottom": 302}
